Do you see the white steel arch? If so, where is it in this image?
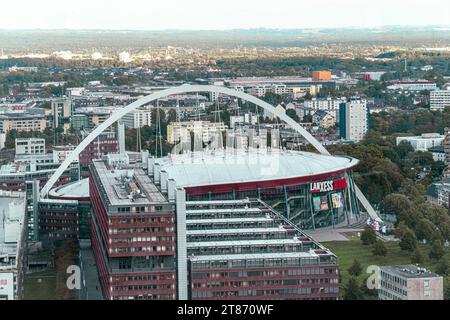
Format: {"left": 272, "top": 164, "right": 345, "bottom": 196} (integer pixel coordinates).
{"left": 40, "top": 84, "right": 380, "bottom": 221}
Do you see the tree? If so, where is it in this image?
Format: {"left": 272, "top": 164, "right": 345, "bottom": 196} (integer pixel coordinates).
{"left": 361, "top": 225, "right": 377, "bottom": 245}
{"left": 410, "top": 248, "right": 424, "bottom": 264}
{"left": 286, "top": 109, "right": 299, "bottom": 122}
{"left": 262, "top": 92, "right": 283, "bottom": 106}
{"left": 436, "top": 258, "right": 449, "bottom": 276}
{"left": 398, "top": 179, "right": 426, "bottom": 205}
{"left": 395, "top": 140, "right": 414, "bottom": 159}
{"left": 431, "top": 161, "right": 446, "bottom": 178}
{"left": 429, "top": 240, "right": 445, "bottom": 261}
{"left": 348, "top": 259, "right": 363, "bottom": 277}
{"left": 398, "top": 227, "right": 418, "bottom": 252}
{"left": 372, "top": 240, "right": 388, "bottom": 257}
{"left": 444, "top": 276, "right": 450, "bottom": 300}
{"left": 415, "top": 218, "right": 436, "bottom": 242}
{"left": 360, "top": 275, "right": 378, "bottom": 299}
{"left": 343, "top": 277, "right": 365, "bottom": 300}
{"left": 302, "top": 114, "right": 312, "bottom": 123}
{"left": 381, "top": 193, "right": 412, "bottom": 216}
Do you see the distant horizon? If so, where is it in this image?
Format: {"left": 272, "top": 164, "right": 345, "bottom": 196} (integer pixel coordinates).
{"left": 1, "top": 0, "right": 449, "bottom": 30}
{"left": 1, "top": 24, "right": 450, "bottom": 32}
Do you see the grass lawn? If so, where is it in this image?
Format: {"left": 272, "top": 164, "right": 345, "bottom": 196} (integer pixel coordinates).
{"left": 24, "top": 240, "right": 79, "bottom": 300}
{"left": 24, "top": 268, "right": 57, "bottom": 300}
{"left": 323, "top": 239, "right": 450, "bottom": 298}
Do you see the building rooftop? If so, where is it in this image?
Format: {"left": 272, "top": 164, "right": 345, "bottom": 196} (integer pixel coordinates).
{"left": 0, "top": 192, "right": 26, "bottom": 270}
{"left": 381, "top": 265, "right": 441, "bottom": 279}
{"left": 157, "top": 150, "right": 358, "bottom": 188}
{"left": 75, "top": 106, "right": 122, "bottom": 115}
{"left": 39, "top": 198, "right": 78, "bottom": 205}
{"left": 186, "top": 199, "right": 252, "bottom": 206}
{"left": 187, "top": 238, "right": 305, "bottom": 249}
{"left": 92, "top": 160, "right": 167, "bottom": 206}
{"left": 49, "top": 178, "right": 89, "bottom": 199}
{"left": 397, "top": 133, "right": 444, "bottom": 140}
{"left": 0, "top": 113, "right": 45, "bottom": 120}
{"left": 185, "top": 208, "right": 262, "bottom": 215}
{"left": 186, "top": 227, "right": 287, "bottom": 236}
{"left": 186, "top": 217, "right": 272, "bottom": 224}
{"left": 189, "top": 251, "right": 320, "bottom": 262}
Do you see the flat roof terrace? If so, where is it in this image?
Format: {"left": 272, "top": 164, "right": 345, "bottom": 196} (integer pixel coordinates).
{"left": 0, "top": 193, "right": 26, "bottom": 270}
{"left": 92, "top": 160, "right": 167, "bottom": 206}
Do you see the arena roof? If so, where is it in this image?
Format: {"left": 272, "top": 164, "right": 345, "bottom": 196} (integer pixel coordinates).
{"left": 157, "top": 150, "right": 358, "bottom": 189}
{"left": 49, "top": 178, "right": 89, "bottom": 199}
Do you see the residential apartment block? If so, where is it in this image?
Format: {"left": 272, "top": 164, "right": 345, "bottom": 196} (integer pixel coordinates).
{"left": 379, "top": 265, "right": 443, "bottom": 300}
{"left": 339, "top": 100, "right": 369, "bottom": 142}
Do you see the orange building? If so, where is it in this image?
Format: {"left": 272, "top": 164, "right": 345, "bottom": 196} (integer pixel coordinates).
{"left": 312, "top": 71, "right": 332, "bottom": 81}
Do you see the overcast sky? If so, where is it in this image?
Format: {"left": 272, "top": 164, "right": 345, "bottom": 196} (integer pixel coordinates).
{"left": 1, "top": 0, "right": 449, "bottom": 30}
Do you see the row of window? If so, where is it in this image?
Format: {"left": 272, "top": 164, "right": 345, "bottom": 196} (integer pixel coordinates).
{"left": 110, "top": 236, "right": 174, "bottom": 244}
{"left": 192, "top": 278, "right": 338, "bottom": 288}
{"left": 109, "top": 246, "right": 175, "bottom": 254}
{"left": 112, "top": 284, "right": 175, "bottom": 292}
{"left": 39, "top": 212, "right": 79, "bottom": 217}
{"left": 39, "top": 219, "right": 79, "bottom": 225}
{"left": 112, "top": 274, "right": 175, "bottom": 283}
{"left": 191, "top": 257, "right": 322, "bottom": 270}
{"left": 110, "top": 227, "right": 174, "bottom": 234}
{"left": 117, "top": 206, "right": 168, "bottom": 214}
{"left": 379, "top": 289, "right": 402, "bottom": 300}
{"left": 192, "top": 287, "right": 338, "bottom": 298}
{"left": 380, "top": 271, "right": 407, "bottom": 287}
{"left": 112, "top": 293, "right": 175, "bottom": 300}
{"left": 192, "top": 267, "right": 337, "bottom": 279}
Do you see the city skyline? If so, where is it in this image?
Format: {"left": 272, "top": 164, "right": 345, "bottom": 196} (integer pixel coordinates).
{"left": 1, "top": 0, "right": 449, "bottom": 30}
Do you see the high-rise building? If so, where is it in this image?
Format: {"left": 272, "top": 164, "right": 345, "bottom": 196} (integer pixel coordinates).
{"left": 88, "top": 153, "right": 342, "bottom": 300}
{"left": 0, "top": 190, "right": 26, "bottom": 300}
{"left": 379, "top": 265, "right": 443, "bottom": 300}
{"left": 339, "top": 100, "right": 369, "bottom": 142}
{"left": 89, "top": 160, "right": 177, "bottom": 300}
{"left": 184, "top": 199, "right": 339, "bottom": 300}
{"left": 430, "top": 90, "right": 450, "bottom": 111}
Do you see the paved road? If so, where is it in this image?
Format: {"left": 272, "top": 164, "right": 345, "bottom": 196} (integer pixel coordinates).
{"left": 304, "top": 227, "right": 364, "bottom": 242}
{"left": 79, "top": 241, "right": 103, "bottom": 300}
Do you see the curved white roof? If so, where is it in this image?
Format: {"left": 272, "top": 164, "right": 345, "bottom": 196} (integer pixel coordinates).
{"left": 157, "top": 150, "right": 358, "bottom": 188}
{"left": 48, "top": 178, "right": 89, "bottom": 199}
